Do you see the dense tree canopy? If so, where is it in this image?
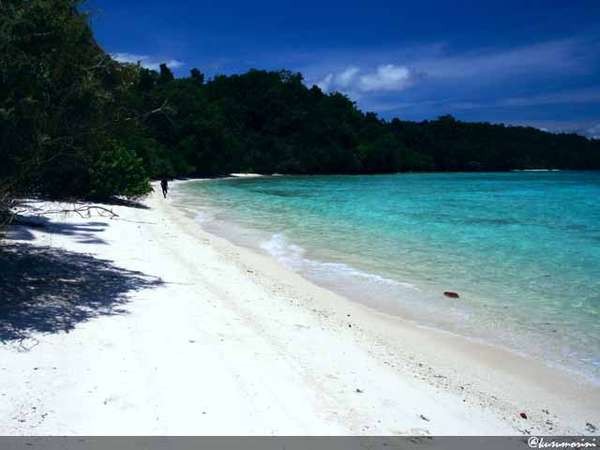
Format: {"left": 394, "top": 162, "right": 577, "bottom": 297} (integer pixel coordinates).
{"left": 134, "top": 69, "right": 600, "bottom": 177}
{"left": 1, "top": 0, "right": 599, "bottom": 218}
{"left": 1, "top": 0, "right": 156, "bottom": 201}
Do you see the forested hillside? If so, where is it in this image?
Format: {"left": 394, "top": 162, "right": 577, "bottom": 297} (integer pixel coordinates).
{"left": 2, "top": 0, "right": 599, "bottom": 214}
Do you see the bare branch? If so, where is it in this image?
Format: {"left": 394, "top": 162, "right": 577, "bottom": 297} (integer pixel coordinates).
{"left": 142, "top": 98, "right": 174, "bottom": 122}
{"left": 34, "top": 204, "right": 119, "bottom": 219}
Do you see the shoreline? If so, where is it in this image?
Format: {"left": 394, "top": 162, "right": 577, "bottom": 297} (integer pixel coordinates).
{"left": 167, "top": 181, "right": 600, "bottom": 432}
{"left": 172, "top": 176, "right": 600, "bottom": 387}
{"left": 0, "top": 184, "right": 598, "bottom": 435}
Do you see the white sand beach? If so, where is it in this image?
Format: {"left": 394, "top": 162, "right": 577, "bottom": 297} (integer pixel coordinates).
{"left": 0, "top": 182, "right": 598, "bottom": 435}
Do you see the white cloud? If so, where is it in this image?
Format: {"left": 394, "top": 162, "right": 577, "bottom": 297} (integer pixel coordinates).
{"left": 316, "top": 67, "right": 359, "bottom": 92}
{"left": 305, "top": 34, "right": 600, "bottom": 98}
{"left": 417, "top": 38, "right": 596, "bottom": 80}
{"left": 111, "top": 52, "right": 184, "bottom": 71}
{"left": 585, "top": 123, "right": 600, "bottom": 139}
{"left": 316, "top": 73, "right": 334, "bottom": 92}
{"left": 316, "top": 64, "right": 419, "bottom": 94}
{"left": 358, "top": 64, "right": 414, "bottom": 91}
{"left": 337, "top": 67, "right": 360, "bottom": 87}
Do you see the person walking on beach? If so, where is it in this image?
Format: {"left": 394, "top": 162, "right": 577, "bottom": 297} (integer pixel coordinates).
{"left": 160, "top": 178, "right": 169, "bottom": 199}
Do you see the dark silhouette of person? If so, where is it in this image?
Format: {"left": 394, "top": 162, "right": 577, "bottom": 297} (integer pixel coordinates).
{"left": 160, "top": 178, "right": 169, "bottom": 198}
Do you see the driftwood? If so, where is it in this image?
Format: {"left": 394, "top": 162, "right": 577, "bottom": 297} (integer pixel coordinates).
{"left": 4, "top": 202, "right": 118, "bottom": 232}
{"left": 33, "top": 204, "right": 119, "bottom": 219}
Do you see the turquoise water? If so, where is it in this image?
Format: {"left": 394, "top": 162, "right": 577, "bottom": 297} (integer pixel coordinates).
{"left": 175, "top": 172, "right": 600, "bottom": 381}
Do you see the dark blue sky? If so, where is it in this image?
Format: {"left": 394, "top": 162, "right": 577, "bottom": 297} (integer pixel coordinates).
{"left": 88, "top": 1, "right": 600, "bottom": 136}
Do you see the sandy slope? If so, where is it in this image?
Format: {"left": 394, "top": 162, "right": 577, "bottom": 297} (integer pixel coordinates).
{"left": 0, "top": 184, "right": 598, "bottom": 435}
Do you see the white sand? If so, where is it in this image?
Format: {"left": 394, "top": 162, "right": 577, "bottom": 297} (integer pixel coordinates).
{"left": 229, "top": 173, "right": 265, "bottom": 178}
{"left": 1, "top": 183, "right": 598, "bottom": 435}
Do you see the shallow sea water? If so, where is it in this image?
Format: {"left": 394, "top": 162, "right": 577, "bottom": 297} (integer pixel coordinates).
{"left": 175, "top": 172, "right": 600, "bottom": 382}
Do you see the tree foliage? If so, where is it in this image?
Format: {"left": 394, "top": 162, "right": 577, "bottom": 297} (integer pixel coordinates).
{"left": 1, "top": 0, "right": 151, "bottom": 204}
{"left": 133, "top": 69, "right": 599, "bottom": 176}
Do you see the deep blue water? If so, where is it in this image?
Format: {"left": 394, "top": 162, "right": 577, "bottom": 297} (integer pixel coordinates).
{"left": 175, "top": 172, "right": 600, "bottom": 381}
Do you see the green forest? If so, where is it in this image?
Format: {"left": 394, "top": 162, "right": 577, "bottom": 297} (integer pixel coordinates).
{"left": 2, "top": 0, "right": 600, "bottom": 213}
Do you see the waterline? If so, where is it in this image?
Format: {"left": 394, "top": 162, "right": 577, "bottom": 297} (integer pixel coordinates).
{"left": 173, "top": 172, "right": 600, "bottom": 383}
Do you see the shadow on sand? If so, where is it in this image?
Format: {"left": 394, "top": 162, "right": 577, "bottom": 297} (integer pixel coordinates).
{"left": 103, "top": 197, "right": 150, "bottom": 210}
{"left": 5, "top": 215, "right": 110, "bottom": 244}
{"left": 0, "top": 243, "right": 163, "bottom": 343}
